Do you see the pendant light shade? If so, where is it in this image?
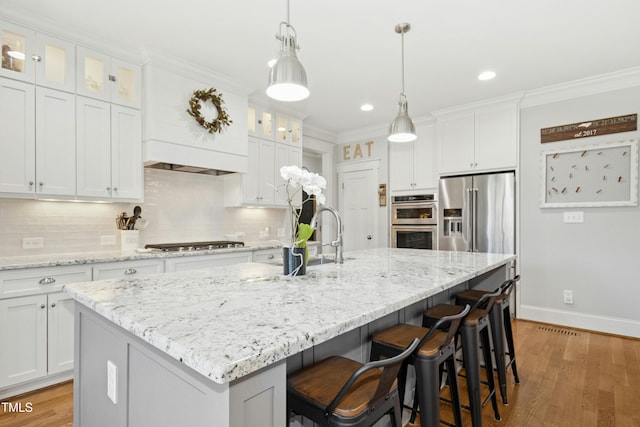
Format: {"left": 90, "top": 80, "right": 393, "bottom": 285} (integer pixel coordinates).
{"left": 388, "top": 23, "right": 416, "bottom": 143}
{"left": 267, "top": 1, "right": 309, "bottom": 102}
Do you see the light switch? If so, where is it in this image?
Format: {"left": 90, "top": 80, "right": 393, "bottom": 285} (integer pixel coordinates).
{"left": 107, "top": 360, "right": 117, "bottom": 404}
{"left": 563, "top": 211, "right": 584, "bottom": 223}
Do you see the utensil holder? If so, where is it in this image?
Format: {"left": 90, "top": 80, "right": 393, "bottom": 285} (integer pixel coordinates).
{"left": 121, "top": 230, "right": 140, "bottom": 252}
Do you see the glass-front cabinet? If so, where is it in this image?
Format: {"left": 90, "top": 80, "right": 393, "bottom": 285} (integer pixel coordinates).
{"left": 77, "top": 47, "right": 141, "bottom": 109}
{"left": 276, "top": 113, "right": 302, "bottom": 146}
{"left": 35, "top": 34, "right": 75, "bottom": 92}
{"left": 247, "top": 105, "right": 274, "bottom": 139}
{"left": 1, "top": 20, "right": 35, "bottom": 82}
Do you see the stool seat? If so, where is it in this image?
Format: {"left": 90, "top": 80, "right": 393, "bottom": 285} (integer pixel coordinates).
{"left": 457, "top": 288, "right": 508, "bottom": 305}
{"left": 288, "top": 356, "right": 394, "bottom": 418}
{"left": 371, "top": 324, "right": 448, "bottom": 357}
{"left": 427, "top": 304, "right": 488, "bottom": 326}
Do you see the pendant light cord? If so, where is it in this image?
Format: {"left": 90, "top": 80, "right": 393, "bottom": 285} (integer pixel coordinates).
{"left": 400, "top": 31, "right": 405, "bottom": 98}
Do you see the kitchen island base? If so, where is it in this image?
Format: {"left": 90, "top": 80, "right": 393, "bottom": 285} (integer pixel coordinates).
{"left": 74, "top": 306, "right": 286, "bottom": 427}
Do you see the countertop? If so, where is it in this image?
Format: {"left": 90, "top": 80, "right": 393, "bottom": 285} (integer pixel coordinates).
{"left": 0, "top": 241, "right": 285, "bottom": 271}
{"left": 64, "top": 248, "right": 516, "bottom": 384}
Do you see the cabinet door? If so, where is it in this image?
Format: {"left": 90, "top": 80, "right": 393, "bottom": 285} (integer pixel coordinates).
{"left": 438, "top": 112, "right": 475, "bottom": 174}
{"left": 35, "top": 87, "right": 76, "bottom": 197}
{"left": 241, "top": 138, "right": 261, "bottom": 203}
{"left": 34, "top": 34, "right": 75, "bottom": 93}
{"left": 76, "top": 96, "right": 111, "bottom": 198}
{"left": 111, "top": 105, "right": 142, "bottom": 201}
{"left": 165, "top": 253, "right": 251, "bottom": 272}
{"left": 0, "top": 77, "right": 35, "bottom": 195}
{"left": 0, "top": 294, "right": 47, "bottom": 387}
{"left": 274, "top": 142, "right": 289, "bottom": 206}
{"left": 0, "top": 21, "right": 35, "bottom": 82}
{"left": 76, "top": 47, "right": 110, "bottom": 101}
{"left": 258, "top": 140, "right": 276, "bottom": 204}
{"left": 474, "top": 103, "right": 518, "bottom": 170}
{"left": 92, "top": 260, "right": 164, "bottom": 280}
{"left": 389, "top": 140, "right": 416, "bottom": 192}
{"left": 110, "top": 58, "right": 140, "bottom": 109}
{"left": 248, "top": 106, "right": 274, "bottom": 140}
{"left": 414, "top": 123, "right": 437, "bottom": 190}
{"left": 47, "top": 292, "right": 74, "bottom": 375}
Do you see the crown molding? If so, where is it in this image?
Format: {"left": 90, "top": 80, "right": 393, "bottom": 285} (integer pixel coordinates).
{"left": 520, "top": 67, "right": 640, "bottom": 108}
{"left": 431, "top": 92, "right": 525, "bottom": 117}
{"left": 303, "top": 124, "right": 338, "bottom": 144}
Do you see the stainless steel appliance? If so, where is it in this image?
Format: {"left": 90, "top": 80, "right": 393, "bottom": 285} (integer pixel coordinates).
{"left": 145, "top": 241, "right": 245, "bottom": 252}
{"left": 391, "top": 194, "right": 437, "bottom": 250}
{"left": 439, "top": 171, "right": 515, "bottom": 253}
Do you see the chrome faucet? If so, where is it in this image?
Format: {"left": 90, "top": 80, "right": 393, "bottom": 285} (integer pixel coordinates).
{"left": 309, "top": 206, "right": 344, "bottom": 263}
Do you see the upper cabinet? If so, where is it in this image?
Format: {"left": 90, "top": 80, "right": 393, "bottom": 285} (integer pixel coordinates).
{"left": 275, "top": 113, "right": 302, "bottom": 146}
{"left": 1, "top": 21, "right": 75, "bottom": 92}
{"left": 77, "top": 47, "right": 141, "bottom": 108}
{"left": 248, "top": 105, "right": 274, "bottom": 140}
{"left": 247, "top": 104, "right": 303, "bottom": 146}
{"left": 436, "top": 100, "right": 519, "bottom": 175}
{"left": 389, "top": 122, "right": 437, "bottom": 193}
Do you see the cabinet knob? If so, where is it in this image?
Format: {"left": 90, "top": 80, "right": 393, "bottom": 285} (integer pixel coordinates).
{"left": 40, "top": 304, "right": 46, "bottom": 309}
{"left": 367, "top": 235, "right": 373, "bottom": 240}
{"left": 108, "top": 75, "right": 116, "bottom": 82}
{"left": 51, "top": 303, "right": 56, "bottom": 308}
{"left": 106, "top": 186, "right": 111, "bottom": 191}
{"left": 124, "top": 268, "right": 137, "bottom": 275}
{"left": 113, "top": 187, "right": 118, "bottom": 192}
{"left": 267, "top": 254, "right": 275, "bottom": 259}
{"left": 29, "top": 181, "right": 34, "bottom": 186}
{"left": 39, "top": 182, "right": 44, "bottom": 187}
{"left": 39, "top": 277, "right": 56, "bottom": 285}
{"left": 32, "top": 55, "right": 42, "bottom": 62}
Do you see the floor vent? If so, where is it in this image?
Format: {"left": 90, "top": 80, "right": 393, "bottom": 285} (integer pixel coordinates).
{"left": 538, "top": 326, "right": 578, "bottom": 336}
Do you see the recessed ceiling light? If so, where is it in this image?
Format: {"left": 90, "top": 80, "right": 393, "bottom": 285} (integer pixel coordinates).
{"left": 360, "top": 104, "right": 374, "bottom": 111}
{"left": 478, "top": 71, "right": 496, "bottom": 81}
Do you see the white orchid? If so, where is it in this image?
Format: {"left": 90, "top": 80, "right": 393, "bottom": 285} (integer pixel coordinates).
{"left": 276, "top": 165, "right": 326, "bottom": 247}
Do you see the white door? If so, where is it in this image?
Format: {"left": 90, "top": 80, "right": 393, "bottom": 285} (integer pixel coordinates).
{"left": 47, "top": 292, "right": 75, "bottom": 375}
{"left": 111, "top": 105, "right": 142, "bottom": 201}
{"left": 339, "top": 166, "right": 377, "bottom": 251}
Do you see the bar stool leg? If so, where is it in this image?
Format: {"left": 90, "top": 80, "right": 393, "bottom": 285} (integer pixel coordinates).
{"left": 459, "top": 324, "right": 482, "bottom": 427}
{"left": 446, "top": 354, "right": 464, "bottom": 427}
{"left": 414, "top": 357, "right": 441, "bottom": 427}
{"left": 489, "top": 304, "right": 508, "bottom": 405}
{"left": 480, "top": 324, "right": 501, "bottom": 421}
{"left": 503, "top": 305, "right": 520, "bottom": 384}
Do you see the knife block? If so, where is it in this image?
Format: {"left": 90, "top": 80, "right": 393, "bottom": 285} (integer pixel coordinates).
{"left": 121, "top": 230, "right": 140, "bottom": 252}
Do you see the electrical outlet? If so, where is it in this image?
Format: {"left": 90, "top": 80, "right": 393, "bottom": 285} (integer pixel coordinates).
{"left": 22, "top": 237, "right": 44, "bottom": 249}
{"left": 107, "top": 360, "right": 117, "bottom": 404}
{"left": 101, "top": 235, "right": 117, "bottom": 246}
{"left": 563, "top": 290, "right": 574, "bottom": 304}
{"left": 563, "top": 211, "right": 584, "bottom": 223}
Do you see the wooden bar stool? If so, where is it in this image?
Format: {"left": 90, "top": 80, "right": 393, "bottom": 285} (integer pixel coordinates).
{"left": 287, "top": 337, "right": 419, "bottom": 426}
{"left": 423, "top": 288, "right": 503, "bottom": 427}
{"left": 455, "top": 275, "right": 520, "bottom": 405}
{"left": 370, "top": 305, "right": 471, "bottom": 427}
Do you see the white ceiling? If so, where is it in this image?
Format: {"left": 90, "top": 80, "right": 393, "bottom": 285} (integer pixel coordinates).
{"left": 3, "top": 0, "right": 640, "bottom": 139}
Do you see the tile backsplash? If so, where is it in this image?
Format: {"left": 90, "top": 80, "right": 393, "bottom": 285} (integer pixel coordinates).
{"left": 0, "top": 168, "right": 287, "bottom": 257}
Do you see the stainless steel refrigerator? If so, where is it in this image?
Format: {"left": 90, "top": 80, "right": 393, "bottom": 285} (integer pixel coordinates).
{"left": 439, "top": 171, "right": 515, "bottom": 253}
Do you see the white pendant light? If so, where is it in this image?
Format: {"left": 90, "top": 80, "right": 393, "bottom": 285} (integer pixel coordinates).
{"left": 267, "top": 0, "right": 309, "bottom": 102}
{"left": 388, "top": 23, "right": 416, "bottom": 143}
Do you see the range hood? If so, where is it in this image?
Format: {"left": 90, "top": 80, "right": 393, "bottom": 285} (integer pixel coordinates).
{"left": 145, "top": 162, "right": 233, "bottom": 176}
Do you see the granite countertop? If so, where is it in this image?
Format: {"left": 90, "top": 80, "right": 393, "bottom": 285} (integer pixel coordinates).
{"left": 64, "top": 248, "right": 516, "bottom": 385}
{"left": 0, "top": 241, "right": 284, "bottom": 271}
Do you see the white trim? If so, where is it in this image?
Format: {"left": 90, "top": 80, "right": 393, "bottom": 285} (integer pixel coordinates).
{"left": 519, "top": 305, "right": 640, "bottom": 338}
{"left": 521, "top": 67, "right": 640, "bottom": 109}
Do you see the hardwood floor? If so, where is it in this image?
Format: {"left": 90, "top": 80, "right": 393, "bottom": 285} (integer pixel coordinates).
{"left": 1, "top": 320, "right": 639, "bottom": 427}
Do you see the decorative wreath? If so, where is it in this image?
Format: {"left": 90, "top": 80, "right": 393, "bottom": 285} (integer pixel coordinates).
{"left": 187, "top": 87, "right": 232, "bottom": 134}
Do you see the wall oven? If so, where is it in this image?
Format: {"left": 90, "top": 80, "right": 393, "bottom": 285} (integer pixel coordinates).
{"left": 390, "top": 194, "right": 438, "bottom": 250}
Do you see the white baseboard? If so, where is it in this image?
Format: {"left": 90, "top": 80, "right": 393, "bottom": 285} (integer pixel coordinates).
{"left": 518, "top": 305, "right": 640, "bottom": 338}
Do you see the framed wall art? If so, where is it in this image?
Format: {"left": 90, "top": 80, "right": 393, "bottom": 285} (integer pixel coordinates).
{"left": 541, "top": 139, "right": 638, "bottom": 208}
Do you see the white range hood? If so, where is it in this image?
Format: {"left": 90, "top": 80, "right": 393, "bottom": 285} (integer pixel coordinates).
{"left": 142, "top": 64, "right": 249, "bottom": 175}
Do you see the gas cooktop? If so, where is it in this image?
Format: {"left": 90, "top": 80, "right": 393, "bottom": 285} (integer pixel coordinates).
{"left": 145, "top": 241, "right": 245, "bottom": 252}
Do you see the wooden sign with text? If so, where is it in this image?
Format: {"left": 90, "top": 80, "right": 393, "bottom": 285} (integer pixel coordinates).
{"left": 540, "top": 114, "right": 637, "bottom": 143}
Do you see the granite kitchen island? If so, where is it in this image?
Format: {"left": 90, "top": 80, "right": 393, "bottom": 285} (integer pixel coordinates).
{"left": 64, "top": 248, "right": 516, "bottom": 427}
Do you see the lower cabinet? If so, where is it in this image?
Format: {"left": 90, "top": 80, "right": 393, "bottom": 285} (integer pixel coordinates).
{"left": 0, "top": 265, "right": 91, "bottom": 396}
{"left": 165, "top": 252, "right": 252, "bottom": 272}
{"left": 92, "top": 259, "right": 164, "bottom": 280}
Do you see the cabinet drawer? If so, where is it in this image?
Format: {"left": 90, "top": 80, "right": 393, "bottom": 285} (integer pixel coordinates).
{"left": 92, "top": 260, "right": 164, "bottom": 280}
{"left": 165, "top": 253, "right": 251, "bottom": 272}
{"left": 0, "top": 265, "right": 92, "bottom": 299}
{"left": 252, "top": 249, "right": 282, "bottom": 263}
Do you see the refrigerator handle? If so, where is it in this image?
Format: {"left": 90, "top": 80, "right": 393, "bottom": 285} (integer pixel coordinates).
{"left": 472, "top": 187, "right": 478, "bottom": 252}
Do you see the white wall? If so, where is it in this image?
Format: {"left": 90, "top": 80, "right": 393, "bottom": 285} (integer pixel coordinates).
{"left": 0, "top": 168, "right": 287, "bottom": 257}
{"left": 519, "top": 86, "right": 640, "bottom": 337}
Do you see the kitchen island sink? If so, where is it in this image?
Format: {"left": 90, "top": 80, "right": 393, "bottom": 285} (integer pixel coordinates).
{"left": 65, "top": 248, "right": 516, "bottom": 427}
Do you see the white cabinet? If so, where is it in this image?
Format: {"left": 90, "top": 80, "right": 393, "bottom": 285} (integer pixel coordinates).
{"left": 92, "top": 259, "right": 164, "bottom": 280}
{"left": 251, "top": 248, "right": 282, "bottom": 264}
{"left": 35, "top": 87, "right": 76, "bottom": 197}
{"left": 0, "top": 77, "right": 35, "bottom": 196}
{"left": 76, "top": 97, "right": 143, "bottom": 201}
{"left": 165, "top": 252, "right": 251, "bottom": 272}
{"left": 34, "top": 33, "right": 75, "bottom": 93}
{"left": 0, "top": 265, "right": 91, "bottom": 391}
{"left": 389, "top": 123, "right": 437, "bottom": 193}
{"left": 275, "top": 113, "right": 303, "bottom": 146}
{"left": 437, "top": 101, "right": 518, "bottom": 175}
{"left": 0, "top": 20, "right": 35, "bottom": 83}
{"left": 77, "top": 47, "right": 141, "bottom": 108}
{"left": 248, "top": 105, "right": 274, "bottom": 140}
